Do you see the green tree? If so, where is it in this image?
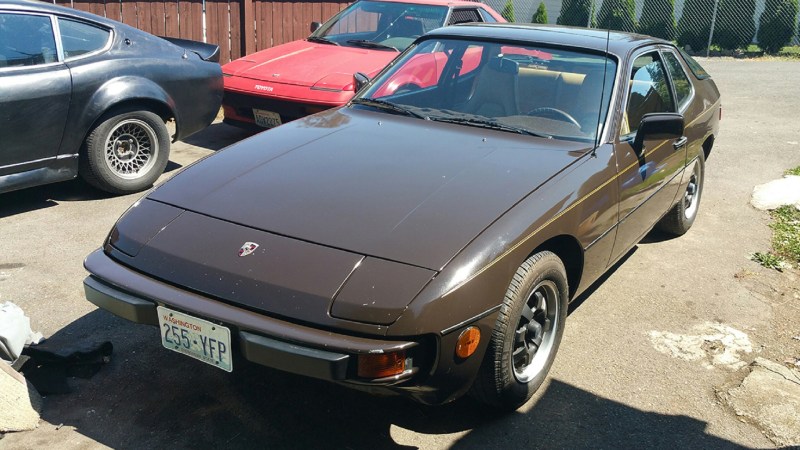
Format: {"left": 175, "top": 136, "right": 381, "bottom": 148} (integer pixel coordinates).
{"left": 557, "top": 0, "right": 592, "bottom": 27}
{"left": 501, "top": 0, "right": 516, "bottom": 22}
{"left": 677, "top": 0, "right": 714, "bottom": 51}
{"left": 757, "top": 0, "right": 799, "bottom": 53}
{"left": 638, "top": 0, "right": 676, "bottom": 40}
{"left": 532, "top": 2, "right": 548, "bottom": 23}
{"left": 713, "top": 0, "right": 756, "bottom": 50}
{"left": 597, "top": 0, "right": 636, "bottom": 32}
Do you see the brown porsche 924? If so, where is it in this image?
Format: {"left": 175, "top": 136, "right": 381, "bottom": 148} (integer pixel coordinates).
{"left": 84, "top": 24, "right": 720, "bottom": 409}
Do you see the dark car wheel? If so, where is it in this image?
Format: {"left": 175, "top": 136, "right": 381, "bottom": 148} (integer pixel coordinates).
{"left": 471, "top": 251, "right": 568, "bottom": 410}
{"left": 656, "top": 153, "right": 705, "bottom": 236}
{"left": 80, "top": 108, "right": 170, "bottom": 194}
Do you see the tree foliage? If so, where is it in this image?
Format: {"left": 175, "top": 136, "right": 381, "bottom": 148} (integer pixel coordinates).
{"left": 713, "top": 0, "right": 756, "bottom": 50}
{"left": 557, "top": 0, "right": 592, "bottom": 27}
{"left": 597, "top": 0, "right": 636, "bottom": 32}
{"left": 532, "top": 2, "right": 548, "bottom": 24}
{"left": 757, "top": 0, "right": 799, "bottom": 53}
{"left": 501, "top": 0, "right": 515, "bottom": 22}
{"left": 637, "top": 0, "right": 676, "bottom": 41}
{"left": 677, "top": 0, "right": 714, "bottom": 51}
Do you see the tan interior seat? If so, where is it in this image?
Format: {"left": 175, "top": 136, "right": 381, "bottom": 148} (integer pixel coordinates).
{"left": 464, "top": 60, "right": 519, "bottom": 117}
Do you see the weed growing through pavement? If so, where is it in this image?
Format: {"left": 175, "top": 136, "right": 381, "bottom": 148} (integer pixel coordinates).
{"left": 752, "top": 166, "right": 800, "bottom": 270}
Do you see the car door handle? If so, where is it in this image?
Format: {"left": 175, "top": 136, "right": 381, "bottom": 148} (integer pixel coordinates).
{"left": 673, "top": 136, "right": 688, "bottom": 150}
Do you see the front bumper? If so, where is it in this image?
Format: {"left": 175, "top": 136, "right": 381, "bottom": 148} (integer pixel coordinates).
{"left": 222, "top": 91, "right": 339, "bottom": 128}
{"left": 83, "top": 249, "right": 418, "bottom": 385}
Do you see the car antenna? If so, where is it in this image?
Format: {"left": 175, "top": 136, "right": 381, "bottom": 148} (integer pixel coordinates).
{"left": 592, "top": 28, "right": 611, "bottom": 157}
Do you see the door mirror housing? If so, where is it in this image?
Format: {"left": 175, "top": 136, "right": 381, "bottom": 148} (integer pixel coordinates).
{"left": 353, "top": 72, "right": 370, "bottom": 93}
{"left": 310, "top": 21, "right": 321, "bottom": 32}
{"left": 632, "top": 113, "right": 684, "bottom": 155}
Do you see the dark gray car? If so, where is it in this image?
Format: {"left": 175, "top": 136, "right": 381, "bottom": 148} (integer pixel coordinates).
{"left": 0, "top": 0, "right": 222, "bottom": 194}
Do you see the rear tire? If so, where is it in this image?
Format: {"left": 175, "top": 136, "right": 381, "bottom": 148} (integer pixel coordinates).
{"left": 657, "top": 153, "right": 705, "bottom": 236}
{"left": 80, "top": 108, "right": 170, "bottom": 194}
{"left": 471, "top": 251, "right": 568, "bottom": 410}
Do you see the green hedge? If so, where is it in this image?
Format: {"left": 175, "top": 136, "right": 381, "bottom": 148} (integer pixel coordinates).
{"left": 532, "top": 2, "right": 548, "bottom": 24}
{"left": 713, "top": 0, "right": 756, "bottom": 50}
{"left": 501, "top": 0, "right": 515, "bottom": 22}
{"left": 637, "top": 0, "right": 676, "bottom": 41}
{"left": 557, "top": 0, "right": 592, "bottom": 27}
{"left": 597, "top": 0, "right": 636, "bottom": 32}
{"left": 677, "top": 0, "right": 714, "bottom": 51}
{"left": 758, "top": 0, "right": 799, "bottom": 53}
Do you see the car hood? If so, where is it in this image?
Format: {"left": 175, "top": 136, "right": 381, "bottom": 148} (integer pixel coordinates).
{"left": 222, "top": 40, "right": 398, "bottom": 89}
{"left": 149, "top": 108, "right": 591, "bottom": 271}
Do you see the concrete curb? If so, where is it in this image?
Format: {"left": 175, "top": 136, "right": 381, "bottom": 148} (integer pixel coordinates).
{"left": 0, "top": 362, "right": 42, "bottom": 433}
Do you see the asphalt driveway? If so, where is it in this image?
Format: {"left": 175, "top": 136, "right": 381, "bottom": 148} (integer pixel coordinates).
{"left": 1, "top": 58, "right": 799, "bottom": 449}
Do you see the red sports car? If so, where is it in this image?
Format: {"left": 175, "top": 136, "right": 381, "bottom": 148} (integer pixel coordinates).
{"left": 221, "top": 0, "right": 504, "bottom": 128}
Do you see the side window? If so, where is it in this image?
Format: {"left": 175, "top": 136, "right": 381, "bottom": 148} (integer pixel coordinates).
{"left": 448, "top": 9, "right": 482, "bottom": 25}
{"left": 621, "top": 52, "right": 675, "bottom": 137}
{"left": 0, "top": 13, "right": 57, "bottom": 68}
{"left": 58, "top": 18, "right": 111, "bottom": 59}
{"left": 662, "top": 51, "right": 693, "bottom": 110}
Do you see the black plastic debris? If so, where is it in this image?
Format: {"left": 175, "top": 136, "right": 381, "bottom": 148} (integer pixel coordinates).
{"left": 20, "top": 339, "right": 113, "bottom": 395}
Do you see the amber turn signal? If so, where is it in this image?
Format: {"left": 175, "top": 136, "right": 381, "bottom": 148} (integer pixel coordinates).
{"left": 357, "top": 350, "right": 406, "bottom": 379}
{"left": 455, "top": 326, "right": 481, "bottom": 359}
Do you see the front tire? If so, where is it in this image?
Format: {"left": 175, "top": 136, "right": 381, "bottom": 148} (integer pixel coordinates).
{"left": 471, "top": 251, "right": 569, "bottom": 410}
{"left": 80, "top": 108, "right": 170, "bottom": 194}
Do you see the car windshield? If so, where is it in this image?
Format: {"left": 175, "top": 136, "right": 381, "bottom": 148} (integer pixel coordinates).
{"left": 310, "top": 0, "right": 448, "bottom": 52}
{"left": 354, "top": 38, "right": 617, "bottom": 142}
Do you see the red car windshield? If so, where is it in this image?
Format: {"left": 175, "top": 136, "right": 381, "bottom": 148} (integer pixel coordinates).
{"left": 310, "top": 1, "right": 448, "bottom": 52}
{"left": 356, "top": 38, "right": 617, "bottom": 143}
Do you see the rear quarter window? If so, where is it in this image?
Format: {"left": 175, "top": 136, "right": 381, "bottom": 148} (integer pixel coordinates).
{"left": 58, "top": 18, "right": 111, "bottom": 59}
{"left": 677, "top": 48, "right": 710, "bottom": 79}
{"left": 449, "top": 9, "right": 482, "bottom": 25}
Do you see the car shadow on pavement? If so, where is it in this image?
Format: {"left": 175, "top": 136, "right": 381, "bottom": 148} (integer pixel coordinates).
{"left": 568, "top": 247, "right": 637, "bottom": 315}
{"left": 182, "top": 122, "right": 258, "bottom": 151}
{"left": 0, "top": 179, "right": 113, "bottom": 218}
{"left": 23, "top": 306, "right": 745, "bottom": 450}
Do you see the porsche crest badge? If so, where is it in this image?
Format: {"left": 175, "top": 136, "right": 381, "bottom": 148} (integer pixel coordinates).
{"left": 238, "top": 242, "right": 259, "bottom": 257}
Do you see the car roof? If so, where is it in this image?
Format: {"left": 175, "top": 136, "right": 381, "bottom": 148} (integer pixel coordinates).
{"left": 0, "top": 0, "right": 117, "bottom": 26}
{"left": 354, "top": 0, "right": 495, "bottom": 8}
{"left": 425, "top": 23, "right": 670, "bottom": 56}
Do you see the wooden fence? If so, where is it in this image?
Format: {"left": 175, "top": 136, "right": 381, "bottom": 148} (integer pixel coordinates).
{"left": 54, "top": 0, "right": 352, "bottom": 62}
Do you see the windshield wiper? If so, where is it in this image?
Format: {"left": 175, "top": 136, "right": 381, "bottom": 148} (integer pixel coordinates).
{"left": 427, "top": 116, "right": 552, "bottom": 139}
{"left": 346, "top": 39, "right": 398, "bottom": 51}
{"left": 307, "top": 36, "right": 339, "bottom": 46}
{"left": 351, "top": 98, "right": 426, "bottom": 119}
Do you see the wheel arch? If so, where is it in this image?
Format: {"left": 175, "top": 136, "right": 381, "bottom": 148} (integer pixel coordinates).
{"left": 527, "top": 234, "right": 584, "bottom": 301}
{"left": 79, "top": 77, "right": 178, "bottom": 151}
{"left": 702, "top": 134, "right": 714, "bottom": 160}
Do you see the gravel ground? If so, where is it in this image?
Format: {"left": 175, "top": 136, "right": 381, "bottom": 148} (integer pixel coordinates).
{"left": 1, "top": 59, "right": 799, "bottom": 449}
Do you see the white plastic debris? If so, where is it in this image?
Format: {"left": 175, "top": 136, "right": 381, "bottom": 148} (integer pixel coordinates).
{"left": 0, "top": 302, "right": 43, "bottom": 362}
{"left": 750, "top": 175, "right": 800, "bottom": 211}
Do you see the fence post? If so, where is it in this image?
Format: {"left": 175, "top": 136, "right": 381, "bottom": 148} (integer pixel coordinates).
{"left": 706, "top": 0, "right": 720, "bottom": 57}
{"left": 587, "top": 0, "right": 593, "bottom": 28}
{"left": 242, "top": 0, "right": 255, "bottom": 55}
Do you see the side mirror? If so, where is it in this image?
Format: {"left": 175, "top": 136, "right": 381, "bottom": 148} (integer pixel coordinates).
{"left": 353, "top": 72, "right": 370, "bottom": 93}
{"left": 632, "top": 113, "right": 684, "bottom": 155}
{"left": 310, "top": 21, "right": 321, "bottom": 32}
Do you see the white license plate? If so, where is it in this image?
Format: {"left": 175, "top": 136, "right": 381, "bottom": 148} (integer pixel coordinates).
{"left": 253, "top": 108, "right": 282, "bottom": 128}
{"left": 157, "top": 306, "right": 232, "bottom": 372}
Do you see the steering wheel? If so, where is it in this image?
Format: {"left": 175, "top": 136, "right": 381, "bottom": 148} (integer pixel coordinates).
{"left": 526, "top": 107, "right": 580, "bottom": 127}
